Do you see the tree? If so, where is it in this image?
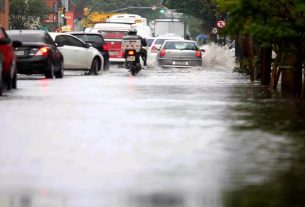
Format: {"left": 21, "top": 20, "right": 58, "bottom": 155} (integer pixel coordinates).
{"left": 9, "top": 0, "right": 49, "bottom": 29}
{"left": 218, "top": 0, "right": 305, "bottom": 96}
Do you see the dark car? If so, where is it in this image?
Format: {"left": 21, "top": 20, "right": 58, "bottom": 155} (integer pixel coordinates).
{"left": 68, "top": 32, "right": 109, "bottom": 70}
{"left": 0, "top": 26, "right": 22, "bottom": 96}
{"left": 7, "top": 30, "right": 64, "bottom": 79}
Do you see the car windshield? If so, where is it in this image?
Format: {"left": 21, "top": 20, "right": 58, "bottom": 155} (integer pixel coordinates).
{"left": 72, "top": 34, "right": 104, "bottom": 44}
{"left": 7, "top": 33, "right": 44, "bottom": 42}
{"left": 164, "top": 42, "right": 198, "bottom": 50}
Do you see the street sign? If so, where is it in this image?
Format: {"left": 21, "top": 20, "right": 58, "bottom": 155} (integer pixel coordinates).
{"left": 216, "top": 20, "right": 226, "bottom": 28}
{"left": 212, "top": 27, "right": 218, "bottom": 34}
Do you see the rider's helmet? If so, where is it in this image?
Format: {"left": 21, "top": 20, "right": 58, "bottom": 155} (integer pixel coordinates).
{"left": 127, "top": 28, "right": 137, "bottom": 35}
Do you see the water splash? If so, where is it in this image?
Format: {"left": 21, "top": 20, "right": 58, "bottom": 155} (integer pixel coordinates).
{"left": 201, "top": 43, "right": 236, "bottom": 69}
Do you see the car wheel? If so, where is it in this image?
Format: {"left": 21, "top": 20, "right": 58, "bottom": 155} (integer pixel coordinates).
{"left": 12, "top": 69, "right": 17, "bottom": 89}
{"left": 104, "top": 59, "right": 110, "bottom": 71}
{"left": 0, "top": 69, "right": 3, "bottom": 96}
{"left": 54, "top": 63, "right": 64, "bottom": 79}
{"left": 45, "top": 61, "right": 54, "bottom": 79}
{"left": 4, "top": 71, "right": 12, "bottom": 90}
{"left": 90, "top": 58, "right": 99, "bottom": 75}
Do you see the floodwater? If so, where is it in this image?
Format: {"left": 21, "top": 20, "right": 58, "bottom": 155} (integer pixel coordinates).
{"left": 0, "top": 45, "right": 305, "bottom": 207}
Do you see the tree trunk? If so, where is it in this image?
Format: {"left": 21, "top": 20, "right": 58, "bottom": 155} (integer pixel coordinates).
{"left": 260, "top": 47, "right": 272, "bottom": 85}
{"left": 245, "top": 35, "right": 254, "bottom": 82}
{"left": 301, "top": 65, "right": 305, "bottom": 98}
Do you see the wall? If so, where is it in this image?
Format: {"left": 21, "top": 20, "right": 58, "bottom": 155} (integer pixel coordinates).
{"left": 0, "top": 0, "right": 9, "bottom": 29}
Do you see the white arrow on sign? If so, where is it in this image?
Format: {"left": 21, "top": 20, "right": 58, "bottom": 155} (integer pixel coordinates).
{"left": 216, "top": 20, "right": 226, "bottom": 28}
{"left": 212, "top": 27, "right": 218, "bottom": 34}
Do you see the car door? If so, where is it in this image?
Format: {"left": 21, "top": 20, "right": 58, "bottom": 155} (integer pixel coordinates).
{"left": 64, "top": 35, "right": 91, "bottom": 69}
{"left": 55, "top": 35, "right": 89, "bottom": 69}
{"left": 45, "top": 33, "right": 62, "bottom": 69}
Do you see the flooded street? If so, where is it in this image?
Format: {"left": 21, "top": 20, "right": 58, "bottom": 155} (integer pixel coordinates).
{"left": 1, "top": 47, "right": 305, "bottom": 207}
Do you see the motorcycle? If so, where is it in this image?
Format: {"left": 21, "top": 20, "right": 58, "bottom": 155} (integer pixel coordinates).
{"left": 122, "top": 37, "right": 142, "bottom": 76}
{"left": 125, "top": 49, "right": 141, "bottom": 76}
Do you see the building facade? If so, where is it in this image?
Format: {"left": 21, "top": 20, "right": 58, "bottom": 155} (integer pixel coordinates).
{"left": 0, "top": 0, "right": 9, "bottom": 29}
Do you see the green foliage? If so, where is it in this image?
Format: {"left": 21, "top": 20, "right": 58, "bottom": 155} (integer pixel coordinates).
{"left": 9, "top": 0, "right": 49, "bottom": 29}
{"left": 218, "top": 0, "right": 305, "bottom": 47}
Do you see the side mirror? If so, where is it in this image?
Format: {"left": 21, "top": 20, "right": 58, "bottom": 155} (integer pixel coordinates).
{"left": 85, "top": 43, "right": 92, "bottom": 48}
{"left": 56, "top": 42, "right": 64, "bottom": 47}
{"left": 12, "top": 40, "right": 22, "bottom": 48}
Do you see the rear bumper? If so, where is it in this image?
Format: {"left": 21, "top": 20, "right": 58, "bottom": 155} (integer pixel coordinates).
{"left": 158, "top": 58, "right": 202, "bottom": 67}
{"left": 109, "top": 58, "right": 125, "bottom": 63}
{"left": 16, "top": 56, "right": 48, "bottom": 74}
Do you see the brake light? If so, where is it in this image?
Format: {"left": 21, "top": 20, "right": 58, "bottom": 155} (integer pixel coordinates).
{"left": 196, "top": 50, "right": 202, "bottom": 57}
{"left": 160, "top": 49, "right": 166, "bottom": 57}
{"left": 102, "top": 44, "right": 109, "bottom": 51}
{"left": 151, "top": 45, "right": 158, "bottom": 53}
{"left": 35, "top": 47, "right": 49, "bottom": 57}
{"left": 127, "top": 50, "right": 135, "bottom": 56}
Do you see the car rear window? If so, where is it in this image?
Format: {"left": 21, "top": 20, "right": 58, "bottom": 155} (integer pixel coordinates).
{"left": 164, "top": 42, "right": 198, "bottom": 50}
{"left": 146, "top": 38, "right": 154, "bottom": 47}
{"left": 155, "top": 39, "right": 166, "bottom": 45}
{"left": 7, "top": 33, "right": 44, "bottom": 42}
{"left": 72, "top": 34, "right": 104, "bottom": 44}
{"left": 102, "top": 31, "right": 127, "bottom": 39}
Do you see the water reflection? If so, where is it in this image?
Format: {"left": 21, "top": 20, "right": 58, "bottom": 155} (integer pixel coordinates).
{"left": 223, "top": 84, "right": 305, "bottom": 207}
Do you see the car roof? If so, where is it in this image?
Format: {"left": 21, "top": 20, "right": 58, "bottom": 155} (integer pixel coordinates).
{"left": 153, "top": 36, "right": 184, "bottom": 40}
{"left": 67, "top": 31, "right": 102, "bottom": 36}
{"left": 163, "top": 40, "right": 196, "bottom": 43}
{"left": 7, "top": 30, "right": 47, "bottom": 35}
{"left": 48, "top": 32, "right": 87, "bottom": 44}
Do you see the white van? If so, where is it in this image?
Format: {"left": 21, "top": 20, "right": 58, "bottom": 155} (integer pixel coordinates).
{"left": 91, "top": 23, "right": 132, "bottom": 62}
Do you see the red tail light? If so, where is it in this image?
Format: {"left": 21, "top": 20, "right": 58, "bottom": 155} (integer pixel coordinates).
{"left": 151, "top": 45, "right": 158, "bottom": 53}
{"left": 127, "top": 50, "right": 135, "bottom": 56}
{"left": 196, "top": 50, "right": 202, "bottom": 57}
{"left": 160, "top": 49, "right": 166, "bottom": 57}
{"left": 102, "top": 44, "right": 109, "bottom": 51}
{"left": 35, "top": 47, "right": 49, "bottom": 57}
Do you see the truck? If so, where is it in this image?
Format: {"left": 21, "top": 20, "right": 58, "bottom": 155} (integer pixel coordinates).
{"left": 81, "top": 12, "right": 121, "bottom": 28}
{"left": 153, "top": 19, "right": 186, "bottom": 38}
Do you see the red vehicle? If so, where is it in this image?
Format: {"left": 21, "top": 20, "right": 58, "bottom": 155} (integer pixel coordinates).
{"left": 87, "top": 23, "right": 131, "bottom": 63}
{"left": 0, "top": 26, "right": 21, "bottom": 96}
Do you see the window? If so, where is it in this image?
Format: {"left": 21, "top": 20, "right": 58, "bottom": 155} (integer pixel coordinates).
{"left": 0, "top": 28, "right": 6, "bottom": 39}
{"left": 45, "top": 33, "right": 56, "bottom": 46}
{"left": 55, "top": 35, "right": 69, "bottom": 46}
{"left": 65, "top": 36, "right": 85, "bottom": 47}
{"left": 0, "top": 0, "right": 4, "bottom": 13}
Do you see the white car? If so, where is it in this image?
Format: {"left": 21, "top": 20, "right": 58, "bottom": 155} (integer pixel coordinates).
{"left": 49, "top": 32, "right": 104, "bottom": 74}
{"left": 147, "top": 34, "right": 184, "bottom": 68}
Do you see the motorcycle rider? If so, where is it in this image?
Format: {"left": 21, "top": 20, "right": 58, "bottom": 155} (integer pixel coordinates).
{"left": 125, "top": 28, "right": 147, "bottom": 66}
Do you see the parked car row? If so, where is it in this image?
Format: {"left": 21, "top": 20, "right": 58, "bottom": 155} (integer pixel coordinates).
{"left": 0, "top": 28, "right": 110, "bottom": 96}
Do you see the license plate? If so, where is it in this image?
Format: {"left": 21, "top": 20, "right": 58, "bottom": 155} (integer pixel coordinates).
{"left": 15, "top": 50, "right": 25, "bottom": 56}
{"left": 127, "top": 56, "right": 136, "bottom": 61}
{"left": 109, "top": 51, "right": 119, "bottom": 56}
{"left": 173, "top": 61, "right": 189, "bottom": 65}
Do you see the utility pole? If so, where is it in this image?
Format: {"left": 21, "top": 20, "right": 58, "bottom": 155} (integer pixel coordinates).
{"left": 61, "top": 0, "right": 69, "bottom": 11}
